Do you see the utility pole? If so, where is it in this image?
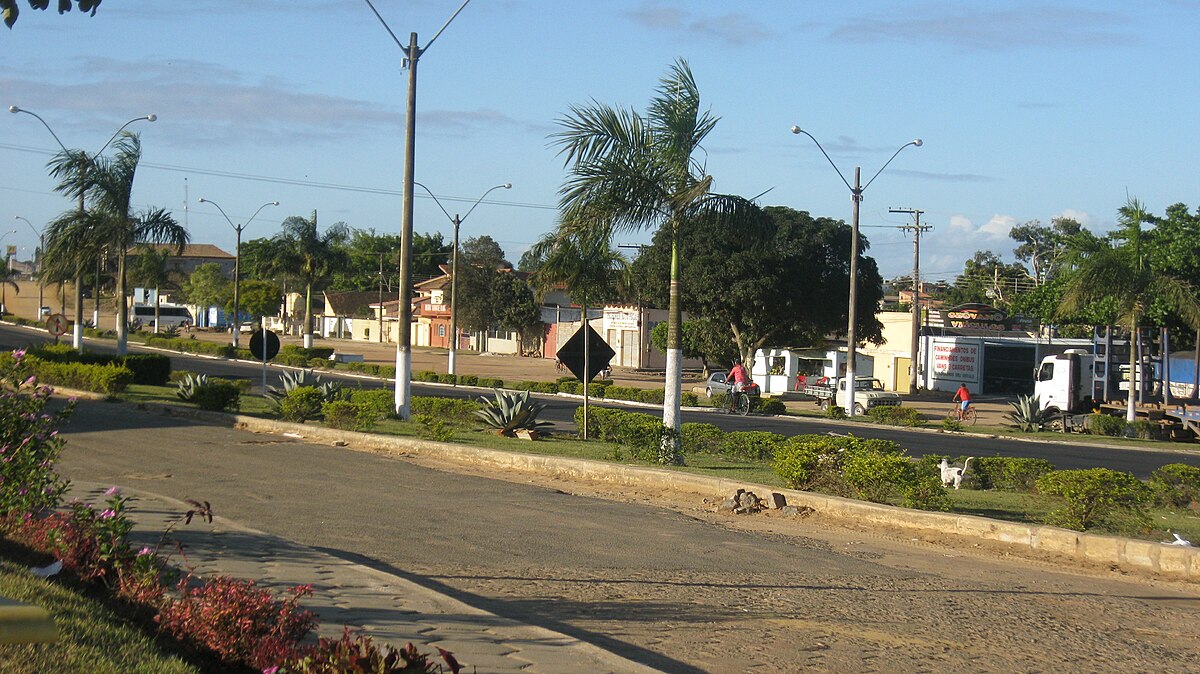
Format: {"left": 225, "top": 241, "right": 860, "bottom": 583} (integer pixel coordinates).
{"left": 890, "top": 207, "right": 930, "bottom": 394}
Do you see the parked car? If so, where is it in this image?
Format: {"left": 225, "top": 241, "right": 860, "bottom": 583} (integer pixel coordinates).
{"left": 704, "top": 371, "right": 731, "bottom": 398}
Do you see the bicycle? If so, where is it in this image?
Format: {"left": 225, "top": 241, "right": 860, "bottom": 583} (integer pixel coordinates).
{"left": 946, "top": 403, "right": 977, "bottom": 426}
{"left": 727, "top": 388, "right": 751, "bottom": 416}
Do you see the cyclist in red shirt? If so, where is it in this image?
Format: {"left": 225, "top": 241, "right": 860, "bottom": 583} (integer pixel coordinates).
{"left": 727, "top": 359, "right": 750, "bottom": 394}
{"left": 952, "top": 383, "right": 972, "bottom": 421}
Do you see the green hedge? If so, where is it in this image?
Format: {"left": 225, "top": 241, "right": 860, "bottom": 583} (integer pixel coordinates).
{"left": 1037, "top": 468, "right": 1152, "bottom": 531}
{"left": 410, "top": 396, "right": 480, "bottom": 423}
{"left": 26, "top": 357, "right": 134, "bottom": 394}
{"left": 1149, "top": 463, "right": 1200, "bottom": 508}
{"left": 29, "top": 345, "right": 171, "bottom": 386}
{"left": 866, "top": 405, "right": 925, "bottom": 427}
{"left": 145, "top": 335, "right": 236, "bottom": 359}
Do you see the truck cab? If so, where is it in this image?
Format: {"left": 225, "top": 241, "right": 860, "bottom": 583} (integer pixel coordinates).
{"left": 835, "top": 377, "right": 902, "bottom": 413}
{"left": 1034, "top": 349, "right": 1094, "bottom": 416}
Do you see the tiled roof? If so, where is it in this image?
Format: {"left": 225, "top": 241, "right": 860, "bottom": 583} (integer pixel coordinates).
{"left": 141, "top": 243, "right": 234, "bottom": 259}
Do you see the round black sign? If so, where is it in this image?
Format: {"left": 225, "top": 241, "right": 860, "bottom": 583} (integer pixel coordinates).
{"left": 249, "top": 329, "right": 281, "bottom": 361}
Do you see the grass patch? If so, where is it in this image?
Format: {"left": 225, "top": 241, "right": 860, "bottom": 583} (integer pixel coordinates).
{"left": 0, "top": 539, "right": 200, "bottom": 674}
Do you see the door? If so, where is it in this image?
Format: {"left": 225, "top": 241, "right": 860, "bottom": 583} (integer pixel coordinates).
{"left": 895, "top": 357, "right": 912, "bottom": 394}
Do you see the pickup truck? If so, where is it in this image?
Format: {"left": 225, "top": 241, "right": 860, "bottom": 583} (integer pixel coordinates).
{"left": 802, "top": 377, "right": 902, "bottom": 415}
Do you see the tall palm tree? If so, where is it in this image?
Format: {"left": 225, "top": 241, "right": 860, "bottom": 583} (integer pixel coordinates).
{"left": 1058, "top": 197, "right": 1200, "bottom": 421}
{"left": 552, "top": 58, "right": 761, "bottom": 462}
{"left": 274, "top": 211, "right": 349, "bottom": 348}
{"left": 528, "top": 227, "right": 629, "bottom": 442}
{"left": 44, "top": 148, "right": 96, "bottom": 343}
{"left": 85, "top": 133, "right": 188, "bottom": 354}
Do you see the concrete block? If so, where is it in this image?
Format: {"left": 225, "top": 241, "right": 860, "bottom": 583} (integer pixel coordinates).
{"left": 955, "top": 515, "right": 1033, "bottom": 546}
{"left": 1122, "top": 540, "right": 1158, "bottom": 570}
{"left": 1033, "top": 526, "right": 1079, "bottom": 556}
{"left": 1157, "top": 545, "right": 1196, "bottom": 576}
{"left": 1080, "top": 533, "right": 1125, "bottom": 563}
{"left": 766, "top": 492, "right": 787, "bottom": 509}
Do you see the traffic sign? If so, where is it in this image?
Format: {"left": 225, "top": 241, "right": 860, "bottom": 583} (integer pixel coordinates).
{"left": 249, "top": 329, "right": 280, "bottom": 361}
{"left": 46, "top": 313, "right": 68, "bottom": 337}
{"left": 555, "top": 324, "right": 615, "bottom": 383}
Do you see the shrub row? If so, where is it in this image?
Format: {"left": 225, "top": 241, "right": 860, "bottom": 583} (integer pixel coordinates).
{"left": 29, "top": 343, "right": 172, "bottom": 386}
{"left": 917, "top": 455, "right": 1055, "bottom": 493}
{"left": 866, "top": 405, "right": 926, "bottom": 427}
{"left": 0, "top": 353, "right": 135, "bottom": 394}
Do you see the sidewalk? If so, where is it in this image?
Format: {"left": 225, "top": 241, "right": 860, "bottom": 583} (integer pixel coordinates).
{"left": 69, "top": 481, "right": 660, "bottom": 674}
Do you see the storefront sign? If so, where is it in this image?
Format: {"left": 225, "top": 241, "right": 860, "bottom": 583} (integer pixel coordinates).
{"left": 945, "top": 303, "right": 1008, "bottom": 331}
{"left": 605, "top": 310, "right": 639, "bottom": 332}
{"left": 931, "top": 339, "right": 980, "bottom": 383}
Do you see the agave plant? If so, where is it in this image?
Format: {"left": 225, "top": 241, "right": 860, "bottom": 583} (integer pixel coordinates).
{"left": 475, "top": 389, "right": 553, "bottom": 437}
{"left": 176, "top": 373, "right": 209, "bottom": 402}
{"left": 267, "top": 368, "right": 342, "bottom": 404}
{"left": 1006, "top": 394, "right": 1052, "bottom": 432}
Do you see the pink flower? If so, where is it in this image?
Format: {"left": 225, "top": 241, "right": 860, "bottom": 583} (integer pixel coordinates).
{"left": 22, "top": 375, "right": 36, "bottom": 387}
{"left": 138, "top": 547, "right": 154, "bottom": 556}
{"left": 262, "top": 667, "right": 280, "bottom": 674}
{"left": 100, "top": 509, "right": 116, "bottom": 519}
{"left": 104, "top": 486, "right": 122, "bottom": 497}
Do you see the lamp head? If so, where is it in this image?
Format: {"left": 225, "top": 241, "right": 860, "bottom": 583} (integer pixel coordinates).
{"left": 912, "top": 139, "right": 923, "bottom": 147}
{"left": 271, "top": 201, "right": 280, "bottom": 206}
{"left": 146, "top": 114, "right": 157, "bottom": 123}
{"left": 8, "top": 105, "right": 21, "bottom": 114}
{"left": 790, "top": 125, "right": 802, "bottom": 134}
{"left": 503, "top": 183, "right": 512, "bottom": 189}
{"left": 198, "top": 197, "right": 208, "bottom": 203}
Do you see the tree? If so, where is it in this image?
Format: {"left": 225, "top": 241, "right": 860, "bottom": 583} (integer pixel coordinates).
{"left": 632, "top": 205, "right": 885, "bottom": 368}
{"left": 943, "top": 251, "right": 1031, "bottom": 307}
{"left": 1058, "top": 197, "right": 1200, "bottom": 421}
{"left": 2, "top": 0, "right": 100, "bottom": 30}
{"left": 273, "top": 211, "right": 349, "bottom": 348}
{"left": 0, "top": 255, "right": 18, "bottom": 315}
{"left": 85, "top": 133, "right": 188, "bottom": 354}
{"left": 650, "top": 318, "right": 735, "bottom": 377}
{"left": 455, "top": 235, "right": 513, "bottom": 335}
{"left": 1009, "top": 217, "right": 1084, "bottom": 286}
{"left": 241, "top": 237, "right": 298, "bottom": 331}
{"left": 180, "top": 262, "right": 230, "bottom": 314}
{"left": 490, "top": 272, "right": 542, "bottom": 346}
{"left": 128, "top": 246, "right": 178, "bottom": 333}
{"left": 552, "top": 58, "right": 762, "bottom": 463}
{"left": 230, "top": 279, "right": 281, "bottom": 322}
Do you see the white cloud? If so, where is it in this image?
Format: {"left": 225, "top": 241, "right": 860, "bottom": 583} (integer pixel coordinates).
{"left": 979, "top": 214, "right": 1016, "bottom": 238}
{"left": 625, "top": 3, "right": 774, "bottom": 47}
{"left": 1055, "top": 208, "right": 1092, "bottom": 226}
{"left": 948, "top": 214, "right": 974, "bottom": 232}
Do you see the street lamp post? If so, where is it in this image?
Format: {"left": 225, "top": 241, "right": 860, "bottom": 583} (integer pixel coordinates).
{"left": 197, "top": 198, "right": 279, "bottom": 349}
{"left": 791, "top": 126, "right": 922, "bottom": 417}
{"left": 413, "top": 182, "right": 511, "bottom": 380}
{"left": 0, "top": 229, "right": 15, "bottom": 315}
{"left": 9, "top": 106, "right": 156, "bottom": 351}
{"left": 363, "top": 0, "right": 471, "bottom": 420}
{"left": 14, "top": 216, "right": 43, "bottom": 315}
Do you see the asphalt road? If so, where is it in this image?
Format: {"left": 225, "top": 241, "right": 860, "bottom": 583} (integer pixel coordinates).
{"left": 53, "top": 400, "right": 1200, "bottom": 673}
{"left": 4, "top": 322, "right": 1199, "bottom": 477}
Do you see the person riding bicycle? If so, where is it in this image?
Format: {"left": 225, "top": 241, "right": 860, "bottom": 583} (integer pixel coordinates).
{"left": 727, "top": 359, "right": 750, "bottom": 394}
{"left": 952, "top": 383, "right": 972, "bottom": 421}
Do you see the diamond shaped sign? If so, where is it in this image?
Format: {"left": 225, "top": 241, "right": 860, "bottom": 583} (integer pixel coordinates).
{"left": 556, "top": 324, "right": 615, "bottom": 383}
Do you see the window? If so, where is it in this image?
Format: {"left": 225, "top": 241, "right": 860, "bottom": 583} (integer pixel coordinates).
{"left": 438, "top": 325, "right": 446, "bottom": 337}
{"left": 1037, "top": 363, "right": 1054, "bottom": 381}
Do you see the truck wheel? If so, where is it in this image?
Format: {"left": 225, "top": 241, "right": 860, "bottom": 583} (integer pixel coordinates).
{"left": 854, "top": 403, "right": 866, "bottom": 416}
{"left": 819, "top": 398, "right": 830, "bottom": 411}
{"left": 1046, "top": 414, "right": 1066, "bottom": 433}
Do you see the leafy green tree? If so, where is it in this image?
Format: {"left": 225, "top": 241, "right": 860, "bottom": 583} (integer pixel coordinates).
{"left": 633, "top": 205, "right": 884, "bottom": 367}
{"left": 650, "top": 318, "right": 736, "bottom": 376}
{"left": 274, "top": 211, "right": 349, "bottom": 347}
{"left": 85, "top": 133, "right": 187, "bottom": 353}
{"left": 1058, "top": 197, "right": 1200, "bottom": 421}
{"left": 1009, "top": 217, "right": 1084, "bottom": 286}
{"left": 490, "top": 272, "right": 542, "bottom": 345}
{"left": 180, "top": 262, "right": 230, "bottom": 313}
{"left": 2, "top": 0, "right": 100, "bottom": 30}
{"left": 229, "top": 279, "right": 281, "bottom": 322}
{"left": 241, "top": 236, "right": 298, "bottom": 330}
{"left": 552, "top": 58, "right": 762, "bottom": 461}
{"left": 455, "top": 235, "right": 513, "bottom": 334}
{"left": 943, "top": 251, "right": 1031, "bottom": 308}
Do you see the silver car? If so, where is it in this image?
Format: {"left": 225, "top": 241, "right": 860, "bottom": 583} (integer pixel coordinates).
{"left": 704, "top": 371, "right": 731, "bottom": 398}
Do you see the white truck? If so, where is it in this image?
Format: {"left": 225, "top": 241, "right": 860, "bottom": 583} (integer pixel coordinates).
{"left": 1033, "top": 349, "right": 1096, "bottom": 431}
{"left": 802, "top": 377, "right": 902, "bottom": 415}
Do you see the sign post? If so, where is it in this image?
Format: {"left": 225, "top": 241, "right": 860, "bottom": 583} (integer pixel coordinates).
{"left": 249, "top": 321, "right": 281, "bottom": 396}
{"left": 555, "top": 322, "right": 616, "bottom": 440}
{"left": 46, "top": 313, "right": 68, "bottom": 345}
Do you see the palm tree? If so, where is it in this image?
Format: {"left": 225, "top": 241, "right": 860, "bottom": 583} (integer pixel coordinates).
{"left": 128, "top": 246, "right": 179, "bottom": 333}
{"left": 274, "top": 211, "right": 349, "bottom": 348}
{"left": 528, "top": 227, "right": 629, "bottom": 441}
{"left": 552, "top": 58, "right": 761, "bottom": 462}
{"left": 0, "top": 258, "right": 18, "bottom": 316}
{"left": 85, "top": 133, "right": 188, "bottom": 354}
{"left": 1058, "top": 197, "right": 1200, "bottom": 421}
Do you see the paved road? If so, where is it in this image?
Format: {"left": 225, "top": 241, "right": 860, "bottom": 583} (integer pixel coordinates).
{"left": 54, "top": 400, "right": 1200, "bottom": 673}
{"left": 6, "top": 322, "right": 1199, "bottom": 477}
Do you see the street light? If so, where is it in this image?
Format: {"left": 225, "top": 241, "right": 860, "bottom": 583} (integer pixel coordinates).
{"left": 14, "top": 216, "right": 43, "bottom": 316}
{"left": 363, "top": 0, "right": 472, "bottom": 420}
{"left": 413, "top": 181, "right": 511, "bottom": 380}
{"left": 9, "top": 105, "right": 157, "bottom": 351}
{"left": 0, "top": 229, "right": 16, "bottom": 315}
{"left": 791, "top": 125, "right": 922, "bottom": 417}
{"left": 197, "top": 198, "right": 280, "bottom": 349}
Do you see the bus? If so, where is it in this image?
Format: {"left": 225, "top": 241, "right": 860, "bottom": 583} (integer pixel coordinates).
{"left": 132, "top": 304, "right": 193, "bottom": 330}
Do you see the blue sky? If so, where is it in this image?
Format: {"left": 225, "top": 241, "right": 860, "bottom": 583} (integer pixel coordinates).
{"left": 3, "top": 1, "right": 1199, "bottom": 283}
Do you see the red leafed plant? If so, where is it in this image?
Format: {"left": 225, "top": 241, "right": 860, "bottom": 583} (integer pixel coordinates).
{"left": 156, "top": 575, "right": 317, "bottom": 671}
{"left": 270, "top": 627, "right": 460, "bottom": 674}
